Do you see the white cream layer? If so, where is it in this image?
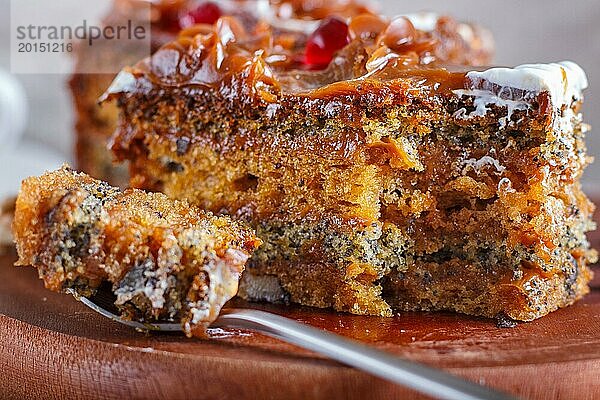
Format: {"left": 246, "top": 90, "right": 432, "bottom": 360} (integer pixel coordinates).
{"left": 454, "top": 61, "right": 588, "bottom": 130}
{"left": 465, "top": 61, "right": 588, "bottom": 109}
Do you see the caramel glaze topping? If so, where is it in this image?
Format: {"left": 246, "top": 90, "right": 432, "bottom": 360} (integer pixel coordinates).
{"left": 106, "top": 11, "right": 493, "bottom": 105}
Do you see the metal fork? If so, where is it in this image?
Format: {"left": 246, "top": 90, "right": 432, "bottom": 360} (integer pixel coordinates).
{"left": 66, "top": 289, "right": 517, "bottom": 400}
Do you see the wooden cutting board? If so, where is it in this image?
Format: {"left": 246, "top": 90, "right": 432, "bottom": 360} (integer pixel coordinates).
{"left": 1, "top": 225, "right": 600, "bottom": 400}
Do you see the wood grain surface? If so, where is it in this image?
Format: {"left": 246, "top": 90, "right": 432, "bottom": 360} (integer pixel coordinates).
{"left": 1, "top": 224, "right": 599, "bottom": 400}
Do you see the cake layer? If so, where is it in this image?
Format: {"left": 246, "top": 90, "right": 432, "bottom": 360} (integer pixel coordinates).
{"left": 240, "top": 252, "right": 592, "bottom": 322}
{"left": 109, "top": 68, "right": 590, "bottom": 223}
{"left": 12, "top": 167, "right": 260, "bottom": 336}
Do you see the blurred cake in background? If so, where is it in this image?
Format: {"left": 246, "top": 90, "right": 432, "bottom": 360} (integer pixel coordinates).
{"left": 0, "top": 197, "right": 15, "bottom": 251}
{"left": 70, "top": 0, "right": 196, "bottom": 187}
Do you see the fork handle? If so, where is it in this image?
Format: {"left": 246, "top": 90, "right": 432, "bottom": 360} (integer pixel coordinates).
{"left": 214, "top": 309, "right": 516, "bottom": 400}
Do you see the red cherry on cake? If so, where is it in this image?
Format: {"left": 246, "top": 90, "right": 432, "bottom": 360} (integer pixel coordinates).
{"left": 179, "top": 2, "right": 222, "bottom": 28}
{"left": 304, "top": 17, "right": 350, "bottom": 68}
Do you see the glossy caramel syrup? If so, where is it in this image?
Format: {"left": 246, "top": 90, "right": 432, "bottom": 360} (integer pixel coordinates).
{"left": 113, "top": 12, "right": 491, "bottom": 103}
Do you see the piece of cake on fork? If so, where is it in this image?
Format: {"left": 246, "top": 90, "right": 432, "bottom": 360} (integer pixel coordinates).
{"left": 104, "top": 9, "right": 595, "bottom": 322}
{"left": 12, "top": 166, "right": 261, "bottom": 336}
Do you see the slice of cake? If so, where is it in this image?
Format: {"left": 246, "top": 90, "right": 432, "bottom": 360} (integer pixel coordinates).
{"left": 70, "top": 0, "right": 376, "bottom": 186}
{"left": 12, "top": 166, "right": 261, "bottom": 336}
{"left": 104, "top": 11, "right": 594, "bottom": 322}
